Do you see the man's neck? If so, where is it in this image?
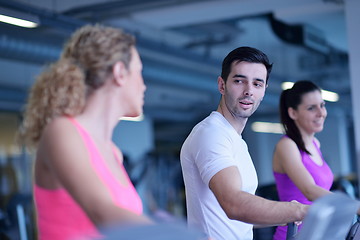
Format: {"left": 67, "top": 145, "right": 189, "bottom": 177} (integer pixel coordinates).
{"left": 216, "top": 103, "right": 247, "bottom": 135}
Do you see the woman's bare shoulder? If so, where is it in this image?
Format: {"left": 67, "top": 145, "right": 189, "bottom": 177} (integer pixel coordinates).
{"left": 45, "top": 116, "right": 72, "bottom": 130}
{"left": 275, "top": 136, "right": 297, "bottom": 150}
{"left": 41, "top": 117, "right": 78, "bottom": 140}
{"left": 38, "top": 116, "right": 83, "bottom": 158}
{"left": 36, "top": 117, "right": 79, "bottom": 188}
{"left": 274, "top": 137, "right": 300, "bottom": 162}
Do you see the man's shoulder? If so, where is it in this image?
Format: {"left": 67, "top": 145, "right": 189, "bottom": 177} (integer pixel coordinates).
{"left": 190, "top": 115, "right": 229, "bottom": 139}
{"left": 197, "top": 111, "right": 230, "bottom": 129}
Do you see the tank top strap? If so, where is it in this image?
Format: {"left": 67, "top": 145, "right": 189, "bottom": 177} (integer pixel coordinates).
{"left": 312, "top": 139, "right": 325, "bottom": 161}
{"left": 66, "top": 117, "right": 119, "bottom": 185}
{"left": 67, "top": 117, "right": 131, "bottom": 188}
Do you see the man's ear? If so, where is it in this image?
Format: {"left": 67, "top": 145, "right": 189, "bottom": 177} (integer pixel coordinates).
{"left": 288, "top": 107, "right": 297, "bottom": 120}
{"left": 217, "top": 76, "right": 225, "bottom": 95}
{"left": 113, "top": 61, "right": 128, "bottom": 86}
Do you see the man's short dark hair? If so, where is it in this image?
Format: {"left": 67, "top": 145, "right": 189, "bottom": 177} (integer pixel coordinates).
{"left": 221, "top": 46, "right": 273, "bottom": 83}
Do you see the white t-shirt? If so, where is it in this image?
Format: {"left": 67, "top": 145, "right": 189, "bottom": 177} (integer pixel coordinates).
{"left": 180, "top": 111, "right": 258, "bottom": 240}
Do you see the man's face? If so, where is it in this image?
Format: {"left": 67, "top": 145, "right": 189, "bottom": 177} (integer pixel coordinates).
{"left": 219, "top": 61, "right": 267, "bottom": 119}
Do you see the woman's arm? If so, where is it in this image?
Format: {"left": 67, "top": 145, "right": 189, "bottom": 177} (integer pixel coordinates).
{"left": 273, "top": 137, "right": 331, "bottom": 201}
{"left": 37, "top": 117, "right": 153, "bottom": 227}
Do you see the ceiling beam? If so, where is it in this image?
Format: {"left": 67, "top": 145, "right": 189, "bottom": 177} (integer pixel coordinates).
{"left": 128, "top": 0, "right": 343, "bottom": 29}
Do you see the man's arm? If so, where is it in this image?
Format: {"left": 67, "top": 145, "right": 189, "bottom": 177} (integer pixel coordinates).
{"left": 209, "top": 166, "right": 308, "bottom": 225}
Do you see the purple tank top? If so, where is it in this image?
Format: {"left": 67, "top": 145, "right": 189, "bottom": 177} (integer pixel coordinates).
{"left": 272, "top": 136, "right": 334, "bottom": 240}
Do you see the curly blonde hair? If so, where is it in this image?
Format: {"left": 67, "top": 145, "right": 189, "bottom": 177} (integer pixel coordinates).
{"left": 19, "top": 24, "right": 135, "bottom": 149}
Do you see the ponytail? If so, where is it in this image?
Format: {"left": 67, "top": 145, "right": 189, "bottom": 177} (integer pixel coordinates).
{"left": 19, "top": 24, "right": 136, "bottom": 149}
{"left": 279, "top": 87, "right": 309, "bottom": 155}
{"left": 279, "top": 89, "right": 290, "bottom": 133}
{"left": 20, "top": 59, "right": 86, "bottom": 148}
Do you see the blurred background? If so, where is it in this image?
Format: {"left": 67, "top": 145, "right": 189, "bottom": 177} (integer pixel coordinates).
{"left": 0, "top": 0, "right": 359, "bottom": 239}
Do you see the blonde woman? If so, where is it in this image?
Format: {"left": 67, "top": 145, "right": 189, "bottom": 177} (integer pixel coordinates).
{"left": 20, "top": 24, "right": 152, "bottom": 240}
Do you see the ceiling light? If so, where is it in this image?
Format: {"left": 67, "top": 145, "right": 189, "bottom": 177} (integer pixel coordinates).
{"left": 120, "top": 114, "right": 144, "bottom": 122}
{"left": 321, "top": 89, "right": 339, "bottom": 102}
{"left": 281, "top": 82, "right": 295, "bottom": 90}
{"left": 251, "top": 122, "right": 284, "bottom": 134}
{"left": 281, "top": 81, "right": 339, "bottom": 102}
{"left": 0, "top": 7, "right": 39, "bottom": 28}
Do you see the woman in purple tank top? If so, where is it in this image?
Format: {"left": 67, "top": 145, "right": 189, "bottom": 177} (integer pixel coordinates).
{"left": 272, "top": 81, "right": 334, "bottom": 240}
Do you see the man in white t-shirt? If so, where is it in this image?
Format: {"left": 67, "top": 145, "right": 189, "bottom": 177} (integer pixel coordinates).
{"left": 180, "top": 46, "right": 308, "bottom": 240}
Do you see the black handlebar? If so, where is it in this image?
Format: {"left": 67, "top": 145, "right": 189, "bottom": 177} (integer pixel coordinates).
{"left": 286, "top": 222, "right": 298, "bottom": 240}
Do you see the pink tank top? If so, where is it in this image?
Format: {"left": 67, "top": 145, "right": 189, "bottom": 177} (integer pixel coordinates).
{"left": 272, "top": 136, "right": 334, "bottom": 240}
{"left": 34, "top": 117, "right": 143, "bottom": 240}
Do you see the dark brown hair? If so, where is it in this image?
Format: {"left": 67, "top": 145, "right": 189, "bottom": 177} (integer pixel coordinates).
{"left": 279, "top": 80, "right": 322, "bottom": 154}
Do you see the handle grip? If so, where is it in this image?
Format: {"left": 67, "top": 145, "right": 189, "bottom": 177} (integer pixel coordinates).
{"left": 286, "top": 222, "right": 298, "bottom": 240}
